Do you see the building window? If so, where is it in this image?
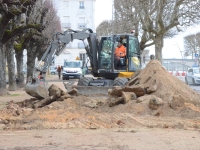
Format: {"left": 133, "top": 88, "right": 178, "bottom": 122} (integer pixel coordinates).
{"left": 63, "top": 16, "right": 70, "bottom": 23}
{"left": 78, "top": 17, "right": 86, "bottom": 28}
{"left": 79, "top": 1, "right": 84, "bottom": 9}
{"left": 79, "top": 53, "right": 87, "bottom": 65}
{"left": 64, "top": 1, "right": 69, "bottom": 7}
{"left": 62, "top": 16, "right": 71, "bottom": 28}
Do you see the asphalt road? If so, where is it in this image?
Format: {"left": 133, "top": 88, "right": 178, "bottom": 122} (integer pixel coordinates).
{"left": 32, "top": 75, "right": 200, "bottom": 93}
{"left": 6, "top": 74, "right": 200, "bottom": 93}
{"left": 61, "top": 75, "right": 200, "bottom": 93}
{"left": 178, "top": 76, "right": 200, "bottom": 92}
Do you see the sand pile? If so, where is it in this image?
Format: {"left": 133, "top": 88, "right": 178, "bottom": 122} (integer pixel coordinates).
{"left": 135, "top": 60, "right": 200, "bottom": 103}
{"left": 0, "top": 60, "right": 200, "bottom": 130}
{"left": 109, "top": 60, "right": 200, "bottom": 103}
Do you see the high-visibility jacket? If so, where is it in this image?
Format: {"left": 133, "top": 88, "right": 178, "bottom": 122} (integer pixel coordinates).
{"left": 114, "top": 45, "right": 126, "bottom": 57}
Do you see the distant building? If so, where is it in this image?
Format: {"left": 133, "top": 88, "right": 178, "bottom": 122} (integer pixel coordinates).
{"left": 52, "top": 0, "right": 96, "bottom": 67}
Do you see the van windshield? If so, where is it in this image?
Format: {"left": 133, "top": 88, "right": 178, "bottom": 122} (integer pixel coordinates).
{"left": 64, "top": 62, "right": 81, "bottom": 68}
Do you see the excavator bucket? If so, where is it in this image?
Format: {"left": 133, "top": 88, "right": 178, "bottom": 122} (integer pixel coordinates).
{"left": 63, "top": 81, "right": 111, "bottom": 95}
{"left": 24, "top": 79, "right": 49, "bottom": 99}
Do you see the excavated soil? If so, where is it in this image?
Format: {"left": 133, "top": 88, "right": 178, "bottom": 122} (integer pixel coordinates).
{"left": 0, "top": 60, "right": 200, "bottom": 131}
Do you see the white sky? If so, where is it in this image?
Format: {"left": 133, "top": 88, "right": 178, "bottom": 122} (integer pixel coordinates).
{"left": 95, "top": 0, "right": 113, "bottom": 29}
{"left": 95, "top": 0, "right": 200, "bottom": 59}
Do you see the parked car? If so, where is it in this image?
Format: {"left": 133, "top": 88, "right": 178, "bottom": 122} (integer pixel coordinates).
{"left": 185, "top": 68, "right": 200, "bottom": 85}
{"left": 49, "top": 66, "right": 57, "bottom": 75}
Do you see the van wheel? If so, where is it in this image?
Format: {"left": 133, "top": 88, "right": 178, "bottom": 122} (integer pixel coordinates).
{"left": 192, "top": 78, "right": 196, "bottom": 85}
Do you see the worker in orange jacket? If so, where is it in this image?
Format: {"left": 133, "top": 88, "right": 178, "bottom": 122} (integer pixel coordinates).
{"left": 114, "top": 41, "right": 126, "bottom": 69}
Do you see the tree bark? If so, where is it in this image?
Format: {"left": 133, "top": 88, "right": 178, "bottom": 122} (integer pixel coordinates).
{"left": 0, "top": 43, "right": 8, "bottom": 96}
{"left": 6, "top": 39, "right": 17, "bottom": 91}
{"left": 15, "top": 50, "right": 24, "bottom": 87}
{"left": 154, "top": 35, "right": 164, "bottom": 63}
{"left": 27, "top": 47, "right": 37, "bottom": 80}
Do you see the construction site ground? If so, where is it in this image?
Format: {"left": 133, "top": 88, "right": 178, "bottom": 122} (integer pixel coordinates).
{"left": 1, "top": 61, "right": 200, "bottom": 150}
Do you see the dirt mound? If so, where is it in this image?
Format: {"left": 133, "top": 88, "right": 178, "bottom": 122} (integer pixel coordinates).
{"left": 1, "top": 60, "right": 200, "bottom": 130}
{"left": 136, "top": 60, "right": 200, "bottom": 103}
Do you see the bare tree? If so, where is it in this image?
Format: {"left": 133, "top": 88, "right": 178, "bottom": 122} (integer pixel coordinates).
{"left": 0, "top": 0, "right": 44, "bottom": 95}
{"left": 25, "top": 0, "right": 61, "bottom": 79}
{"left": 96, "top": 20, "right": 113, "bottom": 37}
{"left": 97, "top": 0, "right": 200, "bottom": 63}
{"left": 96, "top": 0, "right": 154, "bottom": 54}
{"left": 184, "top": 32, "right": 200, "bottom": 59}
{"left": 134, "top": 0, "right": 200, "bottom": 62}
{"left": 12, "top": 0, "right": 48, "bottom": 87}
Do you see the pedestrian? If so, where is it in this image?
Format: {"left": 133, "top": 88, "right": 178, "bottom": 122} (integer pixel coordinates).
{"left": 57, "top": 65, "right": 62, "bottom": 79}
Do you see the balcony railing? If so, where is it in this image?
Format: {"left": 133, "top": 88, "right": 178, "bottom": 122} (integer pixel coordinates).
{"left": 78, "top": 23, "right": 87, "bottom": 29}
{"left": 62, "top": 23, "right": 71, "bottom": 28}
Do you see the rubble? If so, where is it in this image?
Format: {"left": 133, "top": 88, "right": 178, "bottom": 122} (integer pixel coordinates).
{"left": 1, "top": 60, "right": 200, "bottom": 130}
{"left": 16, "top": 84, "right": 74, "bottom": 109}
{"left": 108, "top": 60, "right": 200, "bottom": 108}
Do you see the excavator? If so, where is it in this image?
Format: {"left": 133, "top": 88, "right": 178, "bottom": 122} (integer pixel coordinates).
{"left": 24, "top": 28, "right": 141, "bottom": 99}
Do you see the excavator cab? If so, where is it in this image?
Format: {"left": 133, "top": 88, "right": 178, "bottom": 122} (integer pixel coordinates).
{"left": 98, "top": 34, "right": 141, "bottom": 79}
{"left": 75, "top": 34, "right": 141, "bottom": 93}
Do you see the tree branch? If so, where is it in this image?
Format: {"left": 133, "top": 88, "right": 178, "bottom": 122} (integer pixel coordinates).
{"left": 2, "top": 24, "right": 44, "bottom": 43}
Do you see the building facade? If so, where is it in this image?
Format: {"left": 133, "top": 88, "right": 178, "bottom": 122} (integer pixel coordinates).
{"left": 53, "top": 0, "right": 96, "bottom": 67}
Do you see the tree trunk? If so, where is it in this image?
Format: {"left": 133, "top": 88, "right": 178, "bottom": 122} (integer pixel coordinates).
{"left": 27, "top": 48, "right": 37, "bottom": 79}
{"left": 154, "top": 35, "right": 164, "bottom": 63}
{"left": 6, "top": 39, "right": 17, "bottom": 91}
{"left": 15, "top": 50, "right": 24, "bottom": 87}
{"left": 0, "top": 43, "right": 8, "bottom": 96}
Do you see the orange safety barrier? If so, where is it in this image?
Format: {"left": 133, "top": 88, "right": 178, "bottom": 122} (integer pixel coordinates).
{"left": 182, "top": 72, "right": 186, "bottom": 76}
{"left": 168, "top": 71, "right": 186, "bottom": 76}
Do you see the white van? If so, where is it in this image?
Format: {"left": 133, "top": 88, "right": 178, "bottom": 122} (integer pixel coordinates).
{"left": 62, "top": 60, "right": 83, "bottom": 80}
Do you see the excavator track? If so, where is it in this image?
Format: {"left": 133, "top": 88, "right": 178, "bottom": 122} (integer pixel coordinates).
{"left": 63, "top": 77, "right": 112, "bottom": 95}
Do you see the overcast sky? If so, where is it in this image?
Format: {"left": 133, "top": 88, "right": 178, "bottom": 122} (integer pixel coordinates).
{"left": 95, "top": 0, "right": 112, "bottom": 29}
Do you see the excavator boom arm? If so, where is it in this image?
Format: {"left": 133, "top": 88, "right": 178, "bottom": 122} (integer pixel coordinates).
{"left": 25, "top": 28, "right": 98, "bottom": 99}
{"left": 35, "top": 29, "right": 97, "bottom": 77}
